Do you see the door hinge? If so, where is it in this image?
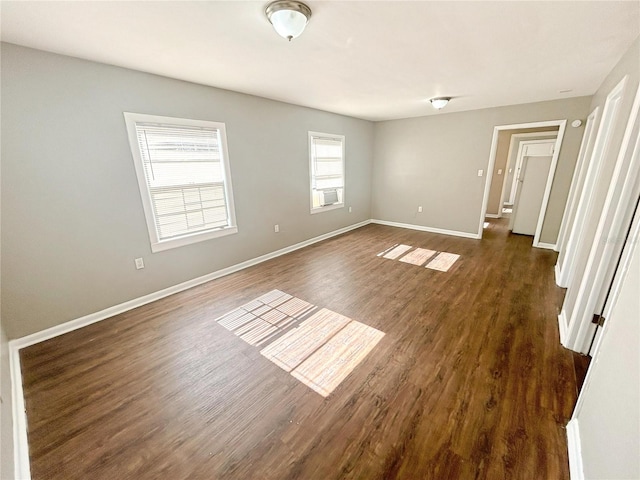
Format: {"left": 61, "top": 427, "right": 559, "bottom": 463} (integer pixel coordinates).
{"left": 592, "top": 313, "right": 606, "bottom": 327}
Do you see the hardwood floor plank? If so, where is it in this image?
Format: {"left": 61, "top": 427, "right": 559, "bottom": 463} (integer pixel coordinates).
{"left": 20, "top": 219, "right": 578, "bottom": 479}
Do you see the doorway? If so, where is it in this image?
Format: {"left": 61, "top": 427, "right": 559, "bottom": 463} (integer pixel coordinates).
{"left": 510, "top": 140, "right": 556, "bottom": 235}
{"left": 503, "top": 133, "right": 559, "bottom": 218}
{"left": 479, "top": 120, "right": 566, "bottom": 248}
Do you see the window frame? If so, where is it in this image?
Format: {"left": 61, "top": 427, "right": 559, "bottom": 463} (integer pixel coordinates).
{"left": 123, "top": 112, "right": 238, "bottom": 253}
{"left": 308, "top": 131, "right": 345, "bottom": 214}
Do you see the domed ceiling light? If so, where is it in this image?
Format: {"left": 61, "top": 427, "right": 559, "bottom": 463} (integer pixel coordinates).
{"left": 265, "top": 1, "right": 312, "bottom": 41}
{"left": 430, "top": 97, "right": 451, "bottom": 110}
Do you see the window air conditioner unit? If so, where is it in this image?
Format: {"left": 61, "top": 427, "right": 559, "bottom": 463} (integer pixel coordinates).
{"left": 318, "top": 189, "right": 339, "bottom": 206}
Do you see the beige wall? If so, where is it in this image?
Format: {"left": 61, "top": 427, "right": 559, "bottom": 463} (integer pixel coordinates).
{"left": 486, "top": 127, "right": 559, "bottom": 216}
{"left": 1, "top": 44, "right": 374, "bottom": 338}
{"left": 372, "top": 97, "right": 591, "bottom": 240}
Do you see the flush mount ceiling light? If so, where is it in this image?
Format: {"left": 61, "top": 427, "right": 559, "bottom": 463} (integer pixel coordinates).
{"left": 265, "top": 0, "right": 312, "bottom": 41}
{"left": 430, "top": 97, "right": 451, "bottom": 110}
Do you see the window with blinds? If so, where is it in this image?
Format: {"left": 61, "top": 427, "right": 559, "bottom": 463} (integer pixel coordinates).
{"left": 124, "top": 113, "right": 237, "bottom": 252}
{"left": 309, "top": 132, "right": 345, "bottom": 213}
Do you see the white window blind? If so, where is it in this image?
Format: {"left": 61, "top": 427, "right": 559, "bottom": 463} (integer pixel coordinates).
{"left": 309, "top": 132, "right": 345, "bottom": 212}
{"left": 124, "top": 113, "right": 237, "bottom": 252}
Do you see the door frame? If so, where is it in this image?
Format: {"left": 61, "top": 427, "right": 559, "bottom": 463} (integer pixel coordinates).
{"left": 554, "top": 106, "right": 600, "bottom": 283}
{"left": 479, "top": 120, "right": 567, "bottom": 248}
{"left": 509, "top": 139, "right": 557, "bottom": 232}
{"left": 555, "top": 76, "right": 628, "bottom": 289}
{"left": 501, "top": 133, "right": 558, "bottom": 209}
{"left": 563, "top": 80, "right": 640, "bottom": 353}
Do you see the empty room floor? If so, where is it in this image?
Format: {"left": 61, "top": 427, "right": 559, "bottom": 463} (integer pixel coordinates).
{"left": 20, "top": 219, "right": 578, "bottom": 479}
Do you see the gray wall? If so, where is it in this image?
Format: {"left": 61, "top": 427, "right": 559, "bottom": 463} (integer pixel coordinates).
{"left": 371, "top": 97, "right": 591, "bottom": 241}
{"left": 576, "top": 230, "right": 639, "bottom": 479}
{"left": 0, "top": 99, "right": 14, "bottom": 477}
{"left": 1, "top": 43, "right": 374, "bottom": 339}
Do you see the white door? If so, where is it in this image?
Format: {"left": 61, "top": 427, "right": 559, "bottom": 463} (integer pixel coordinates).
{"left": 562, "top": 80, "right": 640, "bottom": 353}
{"left": 509, "top": 141, "right": 555, "bottom": 235}
{"left": 512, "top": 155, "right": 553, "bottom": 235}
{"left": 556, "top": 77, "right": 627, "bottom": 289}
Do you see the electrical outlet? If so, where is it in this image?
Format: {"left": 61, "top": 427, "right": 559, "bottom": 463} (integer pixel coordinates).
{"left": 348, "top": 206, "right": 352, "bottom": 213}
{"left": 478, "top": 169, "right": 484, "bottom": 177}
{"left": 135, "top": 258, "right": 144, "bottom": 270}
{"left": 498, "top": 169, "right": 503, "bottom": 175}
{"left": 418, "top": 206, "right": 423, "bottom": 213}
{"left": 274, "top": 224, "right": 279, "bottom": 233}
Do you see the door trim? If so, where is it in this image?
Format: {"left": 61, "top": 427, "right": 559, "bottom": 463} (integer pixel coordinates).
{"left": 531, "top": 131, "right": 565, "bottom": 247}
{"left": 509, "top": 139, "right": 558, "bottom": 231}
{"left": 556, "top": 76, "right": 628, "bottom": 288}
{"left": 479, "top": 120, "right": 567, "bottom": 247}
{"left": 509, "top": 139, "right": 557, "bottom": 232}
{"left": 555, "top": 107, "right": 600, "bottom": 261}
{"left": 564, "top": 80, "right": 640, "bottom": 353}
{"left": 501, "top": 132, "right": 558, "bottom": 210}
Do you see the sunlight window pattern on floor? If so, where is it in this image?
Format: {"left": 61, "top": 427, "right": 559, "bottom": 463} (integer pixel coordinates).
{"left": 215, "top": 290, "right": 384, "bottom": 397}
{"left": 377, "top": 244, "right": 460, "bottom": 272}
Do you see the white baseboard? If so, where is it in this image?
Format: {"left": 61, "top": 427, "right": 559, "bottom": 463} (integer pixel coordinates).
{"left": 566, "top": 419, "right": 584, "bottom": 480}
{"left": 555, "top": 263, "right": 563, "bottom": 286}
{"left": 10, "top": 219, "right": 371, "bottom": 350}
{"left": 484, "top": 213, "right": 500, "bottom": 219}
{"left": 535, "top": 242, "right": 557, "bottom": 250}
{"left": 370, "top": 219, "right": 480, "bottom": 240}
{"left": 558, "top": 310, "right": 569, "bottom": 347}
{"left": 8, "top": 217, "right": 480, "bottom": 351}
{"left": 9, "top": 342, "right": 31, "bottom": 480}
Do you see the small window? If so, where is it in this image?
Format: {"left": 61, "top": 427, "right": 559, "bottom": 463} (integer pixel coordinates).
{"left": 124, "top": 113, "right": 237, "bottom": 253}
{"left": 309, "top": 131, "right": 345, "bottom": 213}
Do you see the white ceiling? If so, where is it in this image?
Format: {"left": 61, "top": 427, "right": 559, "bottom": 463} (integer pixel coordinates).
{"left": 1, "top": 1, "right": 639, "bottom": 121}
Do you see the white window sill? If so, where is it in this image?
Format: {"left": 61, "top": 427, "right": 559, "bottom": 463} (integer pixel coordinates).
{"left": 150, "top": 225, "right": 238, "bottom": 253}
{"left": 310, "top": 203, "right": 344, "bottom": 215}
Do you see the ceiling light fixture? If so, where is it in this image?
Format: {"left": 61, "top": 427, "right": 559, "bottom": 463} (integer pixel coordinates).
{"left": 430, "top": 97, "right": 451, "bottom": 110}
{"left": 265, "top": 0, "right": 312, "bottom": 41}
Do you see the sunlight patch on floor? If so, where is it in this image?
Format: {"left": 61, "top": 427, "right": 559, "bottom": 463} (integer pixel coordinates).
{"left": 216, "top": 290, "right": 384, "bottom": 397}
{"left": 377, "top": 244, "right": 460, "bottom": 272}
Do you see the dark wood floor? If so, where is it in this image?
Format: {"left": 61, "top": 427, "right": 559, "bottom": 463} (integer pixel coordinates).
{"left": 21, "top": 218, "right": 580, "bottom": 479}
